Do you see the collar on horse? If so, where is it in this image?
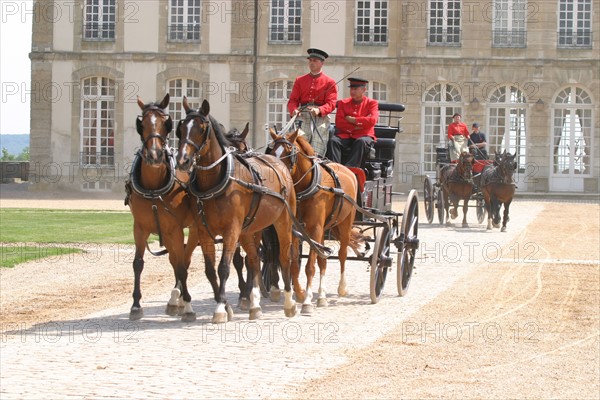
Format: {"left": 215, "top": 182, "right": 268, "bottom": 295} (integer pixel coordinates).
{"left": 188, "top": 151, "right": 236, "bottom": 200}
{"left": 127, "top": 150, "right": 177, "bottom": 199}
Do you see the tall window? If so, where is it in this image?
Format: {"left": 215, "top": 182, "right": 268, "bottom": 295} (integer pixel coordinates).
{"left": 487, "top": 85, "right": 527, "bottom": 174}
{"left": 369, "top": 81, "right": 387, "bottom": 102}
{"left": 266, "top": 80, "right": 293, "bottom": 137}
{"left": 552, "top": 87, "right": 593, "bottom": 176}
{"left": 167, "top": 79, "right": 202, "bottom": 149}
{"left": 355, "top": 0, "right": 388, "bottom": 44}
{"left": 428, "top": 1, "right": 461, "bottom": 46}
{"left": 168, "top": 0, "right": 201, "bottom": 42}
{"left": 269, "top": 0, "right": 302, "bottom": 43}
{"left": 422, "top": 83, "right": 462, "bottom": 173}
{"left": 558, "top": 0, "right": 592, "bottom": 48}
{"left": 493, "top": 0, "right": 527, "bottom": 47}
{"left": 84, "top": 0, "right": 116, "bottom": 41}
{"left": 81, "top": 77, "right": 115, "bottom": 169}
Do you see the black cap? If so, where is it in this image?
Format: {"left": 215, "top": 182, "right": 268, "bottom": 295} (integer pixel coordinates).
{"left": 472, "top": 122, "right": 480, "bottom": 128}
{"left": 452, "top": 113, "right": 462, "bottom": 118}
{"left": 348, "top": 77, "right": 368, "bottom": 88}
{"left": 306, "top": 48, "right": 328, "bottom": 61}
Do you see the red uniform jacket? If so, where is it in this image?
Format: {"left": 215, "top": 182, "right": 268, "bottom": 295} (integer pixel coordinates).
{"left": 447, "top": 122, "right": 470, "bottom": 140}
{"left": 287, "top": 72, "right": 338, "bottom": 117}
{"left": 335, "top": 97, "right": 379, "bottom": 140}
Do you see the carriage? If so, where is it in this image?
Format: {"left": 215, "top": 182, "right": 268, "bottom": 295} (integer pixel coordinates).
{"left": 422, "top": 144, "right": 492, "bottom": 225}
{"left": 268, "top": 102, "right": 420, "bottom": 305}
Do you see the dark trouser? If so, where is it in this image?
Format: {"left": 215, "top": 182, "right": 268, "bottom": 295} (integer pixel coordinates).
{"left": 326, "top": 135, "right": 374, "bottom": 167}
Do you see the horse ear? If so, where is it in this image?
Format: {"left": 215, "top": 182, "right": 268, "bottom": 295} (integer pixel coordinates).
{"left": 137, "top": 96, "right": 145, "bottom": 110}
{"left": 159, "top": 93, "right": 170, "bottom": 109}
{"left": 201, "top": 99, "right": 210, "bottom": 116}
{"left": 136, "top": 116, "right": 143, "bottom": 135}
{"left": 165, "top": 116, "right": 173, "bottom": 133}
{"left": 288, "top": 129, "right": 299, "bottom": 143}
{"left": 182, "top": 96, "right": 191, "bottom": 113}
{"left": 269, "top": 127, "right": 278, "bottom": 140}
{"left": 240, "top": 122, "right": 249, "bottom": 141}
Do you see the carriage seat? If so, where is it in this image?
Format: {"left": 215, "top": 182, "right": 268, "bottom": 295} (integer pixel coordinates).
{"left": 436, "top": 146, "right": 450, "bottom": 164}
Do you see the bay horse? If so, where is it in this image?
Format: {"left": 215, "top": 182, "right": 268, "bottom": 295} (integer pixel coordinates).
{"left": 270, "top": 128, "right": 361, "bottom": 315}
{"left": 439, "top": 151, "right": 475, "bottom": 227}
{"left": 125, "top": 93, "right": 201, "bottom": 322}
{"left": 481, "top": 151, "right": 517, "bottom": 232}
{"left": 176, "top": 98, "right": 299, "bottom": 323}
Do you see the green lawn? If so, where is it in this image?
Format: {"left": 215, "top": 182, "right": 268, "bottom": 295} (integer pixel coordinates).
{"left": 0, "top": 208, "right": 140, "bottom": 267}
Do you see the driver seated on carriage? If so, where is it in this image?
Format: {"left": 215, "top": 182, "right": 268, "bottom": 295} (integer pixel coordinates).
{"left": 447, "top": 112, "right": 470, "bottom": 162}
{"left": 326, "top": 77, "right": 379, "bottom": 167}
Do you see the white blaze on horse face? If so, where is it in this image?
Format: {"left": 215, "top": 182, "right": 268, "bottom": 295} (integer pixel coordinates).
{"left": 150, "top": 114, "right": 157, "bottom": 132}
{"left": 274, "top": 145, "right": 284, "bottom": 158}
{"left": 186, "top": 120, "right": 194, "bottom": 138}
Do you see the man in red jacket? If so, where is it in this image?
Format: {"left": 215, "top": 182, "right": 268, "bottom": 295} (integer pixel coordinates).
{"left": 326, "top": 77, "right": 379, "bottom": 167}
{"left": 447, "top": 112, "right": 470, "bottom": 162}
{"left": 287, "top": 48, "right": 338, "bottom": 156}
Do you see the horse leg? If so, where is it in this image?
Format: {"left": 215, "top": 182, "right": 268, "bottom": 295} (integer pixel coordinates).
{"left": 501, "top": 200, "right": 512, "bottom": 232}
{"left": 262, "top": 226, "right": 281, "bottom": 302}
{"left": 232, "top": 244, "right": 250, "bottom": 310}
{"left": 273, "top": 220, "right": 297, "bottom": 318}
{"left": 462, "top": 195, "right": 469, "bottom": 228}
{"left": 212, "top": 236, "right": 237, "bottom": 324}
{"left": 166, "top": 229, "right": 197, "bottom": 322}
{"left": 290, "top": 236, "right": 305, "bottom": 303}
{"left": 492, "top": 197, "right": 501, "bottom": 228}
{"left": 302, "top": 223, "right": 325, "bottom": 315}
{"left": 240, "top": 234, "right": 263, "bottom": 320}
{"left": 130, "top": 226, "right": 149, "bottom": 321}
{"left": 316, "top": 255, "right": 329, "bottom": 307}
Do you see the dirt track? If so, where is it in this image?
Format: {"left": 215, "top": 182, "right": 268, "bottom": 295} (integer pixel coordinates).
{"left": 1, "top": 183, "right": 599, "bottom": 399}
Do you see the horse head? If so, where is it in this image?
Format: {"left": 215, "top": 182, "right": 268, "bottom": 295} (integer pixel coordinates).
{"left": 175, "top": 97, "right": 212, "bottom": 171}
{"left": 225, "top": 122, "right": 250, "bottom": 153}
{"left": 269, "top": 128, "right": 301, "bottom": 173}
{"left": 498, "top": 150, "right": 517, "bottom": 183}
{"left": 136, "top": 93, "right": 173, "bottom": 165}
{"left": 457, "top": 151, "right": 475, "bottom": 181}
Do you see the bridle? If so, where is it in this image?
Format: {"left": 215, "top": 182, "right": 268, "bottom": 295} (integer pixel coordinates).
{"left": 137, "top": 106, "right": 173, "bottom": 163}
{"left": 271, "top": 137, "right": 299, "bottom": 173}
{"left": 177, "top": 111, "right": 213, "bottom": 164}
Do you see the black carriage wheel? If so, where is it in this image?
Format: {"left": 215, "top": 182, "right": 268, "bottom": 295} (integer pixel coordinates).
{"left": 369, "top": 225, "right": 391, "bottom": 304}
{"left": 423, "top": 176, "right": 434, "bottom": 224}
{"left": 436, "top": 187, "right": 445, "bottom": 224}
{"left": 398, "top": 189, "right": 419, "bottom": 297}
{"left": 476, "top": 195, "right": 486, "bottom": 224}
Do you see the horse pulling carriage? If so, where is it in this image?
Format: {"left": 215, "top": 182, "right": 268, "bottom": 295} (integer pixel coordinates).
{"left": 422, "top": 145, "right": 491, "bottom": 226}
{"left": 422, "top": 143, "right": 517, "bottom": 231}
{"left": 126, "top": 94, "right": 419, "bottom": 323}
{"left": 272, "top": 103, "right": 419, "bottom": 307}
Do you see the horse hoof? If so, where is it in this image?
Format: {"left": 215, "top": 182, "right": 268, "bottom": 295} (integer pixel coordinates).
{"left": 337, "top": 288, "right": 347, "bottom": 297}
{"left": 129, "top": 308, "right": 143, "bottom": 321}
{"left": 317, "top": 298, "right": 328, "bottom": 308}
{"left": 249, "top": 307, "right": 263, "bottom": 320}
{"left": 501, "top": 227, "right": 507, "bottom": 232}
{"left": 269, "top": 288, "right": 282, "bottom": 303}
{"left": 462, "top": 223, "right": 469, "bottom": 228}
{"left": 181, "top": 312, "right": 196, "bottom": 323}
{"left": 493, "top": 223, "right": 500, "bottom": 228}
{"left": 301, "top": 304, "right": 314, "bottom": 315}
{"left": 238, "top": 298, "right": 250, "bottom": 311}
{"left": 165, "top": 304, "right": 182, "bottom": 316}
{"left": 284, "top": 306, "right": 297, "bottom": 318}
{"left": 212, "top": 312, "right": 228, "bottom": 324}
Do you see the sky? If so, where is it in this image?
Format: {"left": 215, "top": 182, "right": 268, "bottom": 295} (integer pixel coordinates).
{"left": 1, "top": 0, "right": 33, "bottom": 135}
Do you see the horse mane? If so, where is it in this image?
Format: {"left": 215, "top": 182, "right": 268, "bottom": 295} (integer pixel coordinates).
{"left": 208, "top": 114, "right": 234, "bottom": 150}
{"left": 295, "top": 135, "right": 316, "bottom": 157}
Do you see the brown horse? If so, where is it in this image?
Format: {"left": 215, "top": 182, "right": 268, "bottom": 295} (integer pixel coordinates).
{"left": 125, "top": 93, "right": 200, "bottom": 322}
{"left": 481, "top": 151, "right": 517, "bottom": 232}
{"left": 439, "top": 151, "right": 475, "bottom": 227}
{"left": 270, "top": 128, "right": 360, "bottom": 314}
{"left": 176, "top": 98, "right": 298, "bottom": 323}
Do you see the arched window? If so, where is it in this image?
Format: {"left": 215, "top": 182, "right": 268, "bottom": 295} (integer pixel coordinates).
{"left": 487, "top": 85, "right": 527, "bottom": 173}
{"left": 167, "top": 78, "right": 202, "bottom": 149}
{"left": 551, "top": 86, "right": 593, "bottom": 187}
{"left": 422, "top": 83, "right": 462, "bottom": 173}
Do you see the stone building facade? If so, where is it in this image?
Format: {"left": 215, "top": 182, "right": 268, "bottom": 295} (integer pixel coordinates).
{"left": 30, "top": 0, "right": 599, "bottom": 193}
